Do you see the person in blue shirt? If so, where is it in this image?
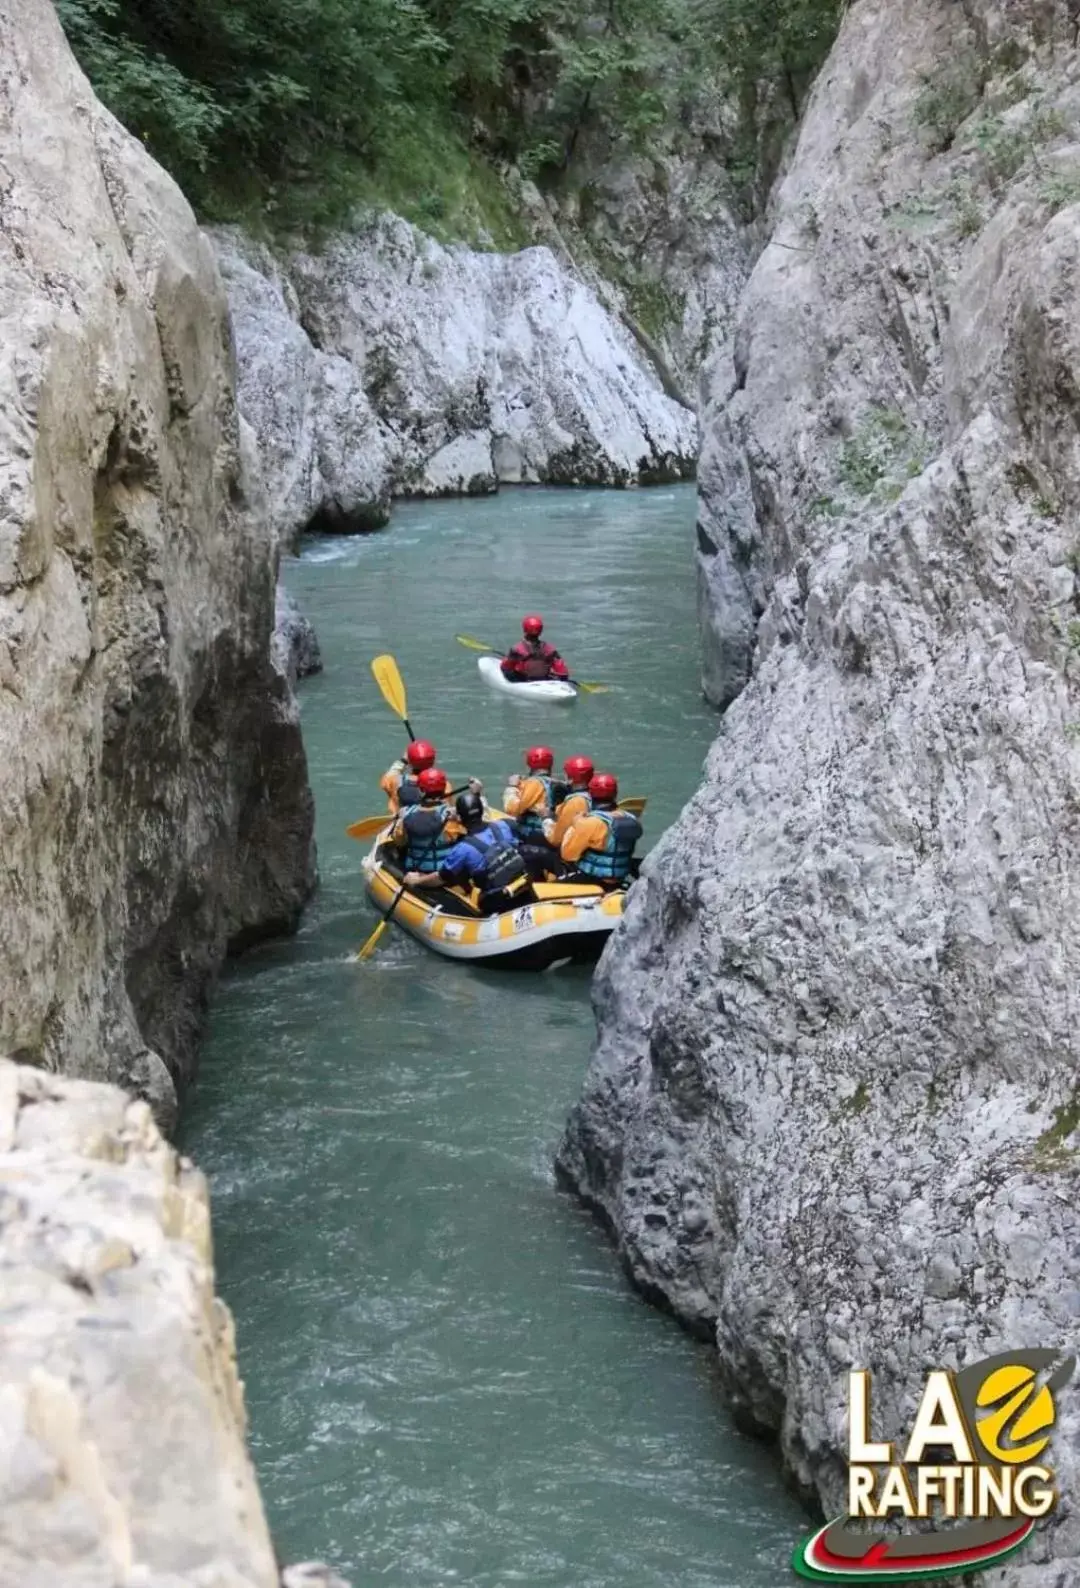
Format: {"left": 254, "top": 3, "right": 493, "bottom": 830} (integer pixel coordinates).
{"left": 405, "top": 792, "right": 537, "bottom": 914}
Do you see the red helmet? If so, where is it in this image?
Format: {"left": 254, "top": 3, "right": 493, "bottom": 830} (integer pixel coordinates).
{"left": 588, "top": 772, "right": 617, "bottom": 803}
{"left": 522, "top": 614, "right": 544, "bottom": 637}
{"left": 417, "top": 767, "right": 448, "bottom": 797}
{"left": 406, "top": 738, "right": 437, "bottom": 771}
{"left": 564, "top": 754, "right": 594, "bottom": 783}
{"left": 525, "top": 745, "right": 554, "bottom": 772}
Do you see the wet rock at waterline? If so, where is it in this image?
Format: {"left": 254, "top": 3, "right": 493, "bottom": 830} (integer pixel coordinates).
{"left": 0, "top": 0, "right": 315, "bottom": 1118}
{"left": 274, "top": 586, "right": 324, "bottom": 686}
{"left": 211, "top": 216, "right": 698, "bottom": 547}
{"left": 561, "top": 1, "right": 1080, "bottom": 1581}
{"left": 213, "top": 234, "right": 397, "bottom": 548}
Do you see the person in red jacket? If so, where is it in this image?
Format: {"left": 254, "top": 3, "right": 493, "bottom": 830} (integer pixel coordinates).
{"left": 500, "top": 615, "right": 570, "bottom": 683}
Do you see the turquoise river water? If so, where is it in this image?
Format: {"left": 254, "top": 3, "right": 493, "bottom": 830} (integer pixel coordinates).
{"left": 181, "top": 485, "right": 804, "bottom": 1586}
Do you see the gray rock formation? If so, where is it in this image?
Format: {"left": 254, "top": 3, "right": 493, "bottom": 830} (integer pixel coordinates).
{"left": 560, "top": 1, "right": 1080, "bottom": 1580}
{"left": 0, "top": 0, "right": 315, "bottom": 1123}
{"left": 211, "top": 217, "right": 698, "bottom": 547}
{"left": 0, "top": 1057, "right": 350, "bottom": 1588}
{"left": 0, "top": 1059, "right": 281, "bottom": 1587}
{"left": 273, "top": 586, "right": 323, "bottom": 687}
{"left": 213, "top": 234, "right": 397, "bottom": 544}
{"left": 527, "top": 130, "right": 753, "bottom": 401}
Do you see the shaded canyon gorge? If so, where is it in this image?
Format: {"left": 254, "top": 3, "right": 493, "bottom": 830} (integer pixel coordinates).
{"left": 5, "top": 0, "right": 1080, "bottom": 1583}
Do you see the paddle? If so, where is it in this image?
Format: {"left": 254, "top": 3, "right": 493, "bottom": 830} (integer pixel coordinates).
{"left": 371, "top": 653, "right": 415, "bottom": 738}
{"left": 356, "top": 802, "right": 456, "bottom": 959}
{"left": 356, "top": 879, "right": 408, "bottom": 960}
{"left": 346, "top": 783, "right": 476, "bottom": 842}
{"left": 346, "top": 814, "right": 395, "bottom": 841}
{"left": 455, "top": 633, "right": 609, "bottom": 694}
{"left": 619, "top": 797, "right": 646, "bottom": 817}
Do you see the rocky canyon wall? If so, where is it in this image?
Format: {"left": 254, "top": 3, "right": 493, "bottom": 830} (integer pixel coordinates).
{"left": 0, "top": 1060, "right": 282, "bottom": 1587}
{"left": 0, "top": 0, "right": 315, "bottom": 1127}
{"left": 212, "top": 217, "right": 701, "bottom": 548}
{"left": 561, "top": 1, "right": 1080, "bottom": 1580}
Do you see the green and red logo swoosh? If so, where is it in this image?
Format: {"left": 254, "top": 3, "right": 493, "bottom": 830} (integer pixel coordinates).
{"left": 792, "top": 1516, "right": 1035, "bottom": 1582}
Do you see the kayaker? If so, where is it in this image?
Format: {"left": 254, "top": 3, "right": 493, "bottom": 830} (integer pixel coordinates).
{"left": 559, "top": 773, "right": 642, "bottom": 888}
{"left": 500, "top": 615, "right": 570, "bottom": 684}
{"left": 388, "top": 768, "right": 462, "bottom": 873}
{"left": 405, "top": 792, "right": 535, "bottom": 914}
{"left": 502, "top": 746, "right": 567, "bottom": 839}
{"left": 380, "top": 738, "right": 436, "bottom": 813}
{"left": 543, "top": 754, "right": 594, "bottom": 849}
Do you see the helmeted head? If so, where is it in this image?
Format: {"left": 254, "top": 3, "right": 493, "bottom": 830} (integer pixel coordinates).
{"left": 525, "top": 745, "right": 554, "bottom": 773}
{"left": 588, "top": 772, "right": 617, "bottom": 806}
{"left": 522, "top": 614, "right": 544, "bottom": 640}
{"left": 417, "top": 767, "right": 448, "bottom": 801}
{"left": 455, "top": 791, "right": 486, "bottom": 830}
{"left": 563, "top": 754, "right": 594, "bottom": 787}
{"left": 406, "top": 738, "right": 437, "bottom": 772}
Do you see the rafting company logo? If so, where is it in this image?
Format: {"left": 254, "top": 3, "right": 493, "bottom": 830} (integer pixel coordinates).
{"left": 792, "top": 1350, "right": 1074, "bottom": 1582}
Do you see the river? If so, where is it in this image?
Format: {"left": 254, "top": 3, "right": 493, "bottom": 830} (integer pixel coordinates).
{"left": 181, "top": 485, "right": 805, "bottom": 1586}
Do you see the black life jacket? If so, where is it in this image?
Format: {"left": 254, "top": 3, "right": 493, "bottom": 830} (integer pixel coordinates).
{"left": 396, "top": 772, "right": 422, "bottom": 808}
{"left": 576, "top": 809, "right": 641, "bottom": 881}
{"left": 462, "top": 826, "right": 529, "bottom": 893}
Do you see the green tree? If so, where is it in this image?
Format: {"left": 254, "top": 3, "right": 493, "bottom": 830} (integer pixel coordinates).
{"left": 56, "top": 0, "right": 845, "bottom": 232}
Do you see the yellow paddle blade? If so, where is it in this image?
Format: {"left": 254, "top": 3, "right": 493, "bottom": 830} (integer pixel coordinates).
{"left": 356, "top": 918, "right": 390, "bottom": 961}
{"left": 455, "top": 634, "right": 496, "bottom": 653}
{"left": 619, "top": 797, "right": 646, "bottom": 816}
{"left": 346, "top": 815, "right": 393, "bottom": 841}
{"left": 576, "top": 681, "right": 610, "bottom": 694}
{"left": 371, "top": 654, "right": 408, "bottom": 721}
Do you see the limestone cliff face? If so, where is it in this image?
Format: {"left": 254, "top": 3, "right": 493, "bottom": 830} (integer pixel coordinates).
{"left": 560, "top": 1, "right": 1080, "bottom": 1579}
{"left": 527, "top": 131, "right": 753, "bottom": 403}
{"left": 0, "top": 1059, "right": 282, "bottom": 1586}
{"left": 212, "top": 218, "right": 699, "bottom": 547}
{"left": 0, "top": 0, "right": 315, "bottom": 1123}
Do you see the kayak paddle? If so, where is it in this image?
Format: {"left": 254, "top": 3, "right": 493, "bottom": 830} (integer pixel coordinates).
{"left": 371, "top": 654, "right": 415, "bottom": 737}
{"left": 454, "top": 634, "right": 609, "bottom": 693}
{"left": 619, "top": 797, "right": 646, "bottom": 817}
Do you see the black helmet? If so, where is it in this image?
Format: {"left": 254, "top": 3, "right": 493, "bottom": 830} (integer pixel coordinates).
{"left": 456, "top": 791, "right": 485, "bottom": 827}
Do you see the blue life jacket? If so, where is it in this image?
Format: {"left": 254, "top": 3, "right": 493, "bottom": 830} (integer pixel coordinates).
{"left": 575, "top": 808, "right": 641, "bottom": 882}
{"left": 517, "top": 774, "right": 568, "bottom": 837}
{"left": 400, "top": 803, "right": 455, "bottom": 872}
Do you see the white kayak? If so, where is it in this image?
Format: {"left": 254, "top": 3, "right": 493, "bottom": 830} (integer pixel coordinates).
{"left": 477, "top": 654, "right": 577, "bottom": 703}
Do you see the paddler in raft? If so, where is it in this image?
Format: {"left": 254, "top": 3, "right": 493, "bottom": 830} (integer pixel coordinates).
{"left": 558, "top": 773, "right": 642, "bottom": 889}
{"left": 405, "top": 792, "right": 537, "bottom": 914}
{"left": 502, "top": 745, "right": 574, "bottom": 877}
{"left": 386, "top": 767, "right": 464, "bottom": 872}
{"left": 380, "top": 737, "right": 437, "bottom": 814}
{"left": 380, "top": 738, "right": 482, "bottom": 815}
{"left": 543, "top": 753, "right": 594, "bottom": 849}
{"left": 499, "top": 614, "right": 570, "bottom": 684}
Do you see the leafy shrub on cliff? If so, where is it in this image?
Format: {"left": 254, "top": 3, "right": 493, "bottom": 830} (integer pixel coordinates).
{"left": 57, "top": 0, "right": 845, "bottom": 234}
{"left": 912, "top": 53, "right": 986, "bottom": 153}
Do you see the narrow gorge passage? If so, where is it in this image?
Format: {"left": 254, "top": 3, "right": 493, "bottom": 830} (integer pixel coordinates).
{"left": 182, "top": 487, "right": 805, "bottom": 1586}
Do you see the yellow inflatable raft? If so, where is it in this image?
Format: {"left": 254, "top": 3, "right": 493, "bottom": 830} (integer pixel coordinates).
{"left": 361, "top": 828, "right": 626, "bottom": 969}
